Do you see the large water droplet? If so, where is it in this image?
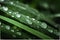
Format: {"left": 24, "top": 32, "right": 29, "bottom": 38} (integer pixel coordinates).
{"left": 26, "top": 19, "right": 32, "bottom": 24}
{"left": 16, "top": 13, "right": 21, "bottom": 18}
{"left": 41, "top": 22, "right": 47, "bottom": 29}
{"left": 5, "top": 25, "right": 10, "bottom": 30}
{"left": 2, "top": 6, "right": 8, "bottom": 11}
{"left": 17, "top": 32, "right": 21, "bottom": 35}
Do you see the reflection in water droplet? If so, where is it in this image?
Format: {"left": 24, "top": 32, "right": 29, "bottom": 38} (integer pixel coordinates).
{"left": 11, "top": 29, "right": 14, "bottom": 32}
{"left": 16, "top": 13, "right": 21, "bottom": 18}
{"left": 26, "top": 19, "right": 32, "bottom": 24}
{"left": 41, "top": 22, "right": 47, "bottom": 29}
{"left": 5, "top": 25, "right": 10, "bottom": 30}
{"left": 2, "top": 6, "right": 8, "bottom": 11}
{"left": 17, "top": 32, "right": 21, "bottom": 35}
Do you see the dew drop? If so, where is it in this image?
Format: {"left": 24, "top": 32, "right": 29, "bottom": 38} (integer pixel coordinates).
{"left": 11, "top": 29, "right": 14, "bottom": 32}
{"left": 20, "top": 6, "right": 26, "bottom": 10}
{"left": 2, "top": 6, "right": 8, "bottom": 11}
{"left": 5, "top": 25, "right": 10, "bottom": 30}
{"left": 26, "top": 19, "right": 32, "bottom": 24}
{"left": 32, "top": 18, "right": 35, "bottom": 20}
{"left": 0, "top": 0, "right": 4, "bottom": 2}
{"left": 41, "top": 22, "right": 47, "bottom": 29}
{"left": 12, "top": 15, "right": 14, "bottom": 17}
{"left": 48, "top": 29, "right": 53, "bottom": 33}
{"left": 26, "top": 16, "right": 29, "bottom": 18}
{"left": 0, "top": 22, "right": 1, "bottom": 25}
{"left": 9, "top": 11, "right": 12, "bottom": 14}
{"left": 37, "top": 21, "right": 39, "bottom": 23}
{"left": 16, "top": 13, "right": 21, "bottom": 18}
{"left": 17, "top": 32, "right": 21, "bottom": 35}
{"left": 10, "top": 2, "right": 14, "bottom": 4}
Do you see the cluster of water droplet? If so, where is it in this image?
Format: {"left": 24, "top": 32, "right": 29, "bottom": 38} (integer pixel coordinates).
{"left": 1, "top": 22, "right": 22, "bottom": 38}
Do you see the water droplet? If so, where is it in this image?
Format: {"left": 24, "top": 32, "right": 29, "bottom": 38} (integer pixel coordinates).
{"left": 26, "top": 19, "right": 32, "bottom": 24}
{"left": 17, "top": 32, "right": 21, "bottom": 35}
{"left": 16, "top": 13, "right": 21, "bottom": 18}
{"left": 10, "top": 2, "right": 14, "bottom": 4}
{"left": 32, "top": 18, "right": 35, "bottom": 20}
{"left": 41, "top": 22, "right": 47, "bottom": 29}
{"left": 9, "top": 11, "right": 12, "bottom": 13}
{"left": 20, "top": 6, "right": 26, "bottom": 10}
{"left": 5, "top": 25, "right": 10, "bottom": 30}
{"left": 48, "top": 29, "right": 53, "bottom": 33}
{"left": 12, "top": 15, "right": 14, "bottom": 17}
{"left": 37, "top": 21, "right": 39, "bottom": 23}
{"left": 0, "top": 22, "right": 1, "bottom": 25}
{"left": 11, "top": 29, "right": 14, "bottom": 32}
{"left": 26, "top": 16, "right": 29, "bottom": 18}
{"left": 2, "top": 6, "right": 8, "bottom": 11}
{"left": 0, "top": 0, "right": 4, "bottom": 2}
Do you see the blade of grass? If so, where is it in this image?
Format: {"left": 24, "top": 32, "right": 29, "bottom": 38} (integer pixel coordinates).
{"left": 0, "top": 15, "right": 52, "bottom": 39}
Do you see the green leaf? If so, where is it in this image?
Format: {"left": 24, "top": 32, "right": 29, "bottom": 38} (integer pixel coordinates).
{"left": 0, "top": 15, "right": 52, "bottom": 39}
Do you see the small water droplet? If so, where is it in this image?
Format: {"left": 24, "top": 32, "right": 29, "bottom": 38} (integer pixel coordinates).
{"left": 10, "top": 2, "right": 14, "bottom": 4}
{"left": 0, "top": 0, "right": 4, "bottom": 2}
{"left": 41, "top": 22, "right": 47, "bottom": 29}
{"left": 11, "top": 29, "right": 14, "bottom": 32}
{"left": 5, "top": 25, "right": 10, "bottom": 30}
{"left": 2, "top": 6, "right": 8, "bottom": 11}
{"left": 17, "top": 32, "right": 21, "bottom": 35}
{"left": 16, "top": 13, "right": 21, "bottom": 18}
{"left": 32, "top": 18, "right": 35, "bottom": 20}
{"left": 26, "top": 19, "right": 32, "bottom": 24}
